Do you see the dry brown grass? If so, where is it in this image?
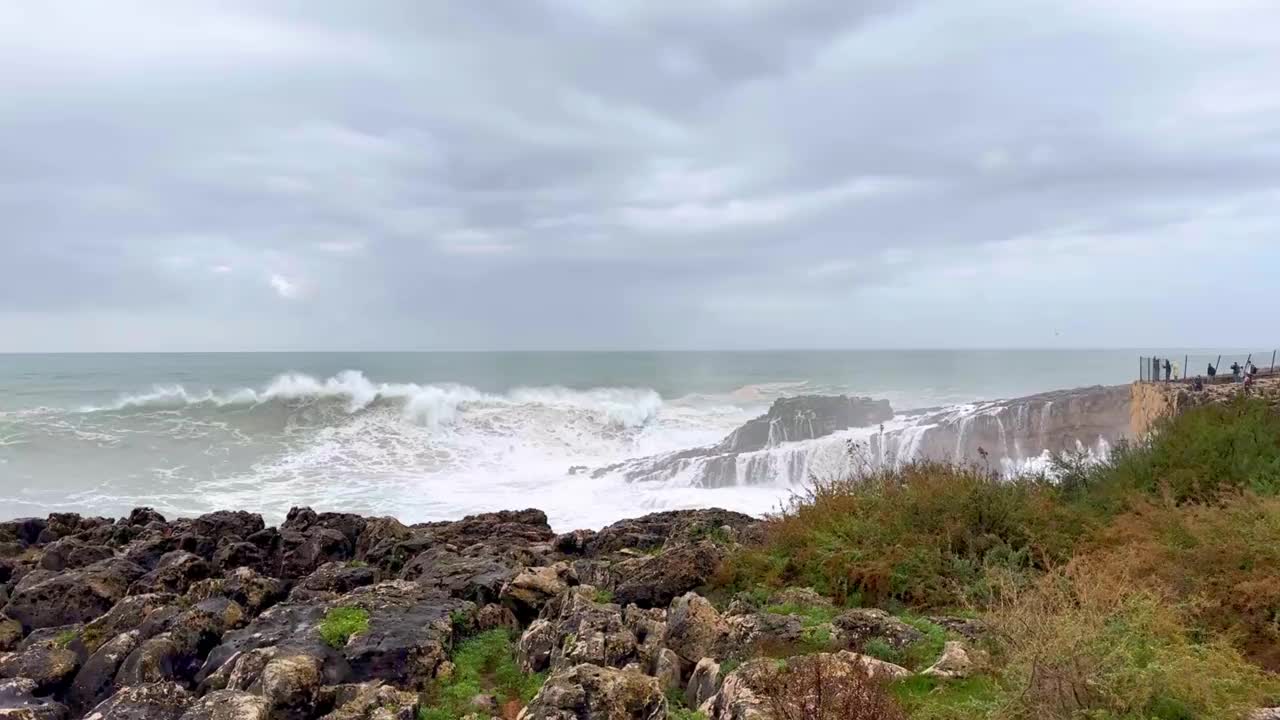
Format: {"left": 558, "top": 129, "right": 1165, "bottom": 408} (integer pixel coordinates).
{"left": 756, "top": 654, "right": 906, "bottom": 720}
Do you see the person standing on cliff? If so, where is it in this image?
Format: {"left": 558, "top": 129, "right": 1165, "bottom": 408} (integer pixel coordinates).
{"left": 1231, "top": 362, "right": 1242, "bottom": 381}
{"left": 1163, "top": 359, "right": 1172, "bottom": 382}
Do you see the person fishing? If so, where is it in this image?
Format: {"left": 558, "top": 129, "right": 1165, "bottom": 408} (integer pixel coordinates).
{"left": 1163, "top": 358, "right": 1172, "bottom": 382}
{"left": 1207, "top": 362, "right": 1217, "bottom": 380}
{"left": 1231, "top": 361, "right": 1242, "bottom": 381}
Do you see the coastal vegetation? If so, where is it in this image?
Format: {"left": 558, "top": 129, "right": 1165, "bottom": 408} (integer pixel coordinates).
{"left": 715, "top": 396, "right": 1280, "bottom": 718}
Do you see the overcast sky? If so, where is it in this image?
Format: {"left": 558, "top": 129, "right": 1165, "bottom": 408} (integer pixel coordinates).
{"left": 2, "top": 1, "right": 1278, "bottom": 351}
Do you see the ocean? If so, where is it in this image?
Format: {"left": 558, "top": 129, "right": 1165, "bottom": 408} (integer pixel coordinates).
{"left": 0, "top": 350, "right": 1202, "bottom": 530}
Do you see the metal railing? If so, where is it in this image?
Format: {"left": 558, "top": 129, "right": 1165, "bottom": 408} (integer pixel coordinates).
{"left": 1139, "top": 350, "right": 1278, "bottom": 383}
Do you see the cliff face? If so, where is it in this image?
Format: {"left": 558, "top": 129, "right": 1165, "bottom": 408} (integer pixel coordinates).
{"left": 903, "top": 384, "right": 1133, "bottom": 465}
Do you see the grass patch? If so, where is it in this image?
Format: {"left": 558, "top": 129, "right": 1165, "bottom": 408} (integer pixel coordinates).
{"left": 898, "top": 615, "right": 947, "bottom": 671}
{"left": 890, "top": 675, "right": 1000, "bottom": 720}
{"left": 418, "top": 629, "right": 545, "bottom": 720}
{"left": 53, "top": 629, "right": 78, "bottom": 648}
{"left": 318, "top": 606, "right": 369, "bottom": 649}
{"left": 666, "top": 687, "right": 707, "bottom": 720}
{"left": 592, "top": 588, "right": 615, "bottom": 604}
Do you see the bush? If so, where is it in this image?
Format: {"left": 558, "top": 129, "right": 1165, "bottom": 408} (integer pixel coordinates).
{"left": 419, "top": 629, "right": 544, "bottom": 720}
{"left": 718, "top": 463, "right": 1090, "bottom": 608}
{"left": 1089, "top": 494, "right": 1280, "bottom": 670}
{"left": 318, "top": 606, "right": 369, "bottom": 649}
{"left": 985, "top": 557, "right": 1273, "bottom": 720}
{"left": 1082, "top": 398, "right": 1280, "bottom": 504}
{"left": 755, "top": 654, "right": 906, "bottom": 720}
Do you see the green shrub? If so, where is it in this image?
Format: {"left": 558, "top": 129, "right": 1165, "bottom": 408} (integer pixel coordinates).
{"left": 592, "top": 588, "right": 615, "bottom": 604}
{"left": 898, "top": 616, "right": 947, "bottom": 671}
{"left": 1081, "top": 397, "right": 1280, "bottom": 505}
{"left": 718, "top": 463, "right": 1090, "bottom": 608}
{"left": 985, "top": 557, "right": 1275, "bottom": 720}
{"left": 318, "top": 606, "right": 369, "bottom": 649}
{"left": 861, "top": 638, "right": 901, "bottom": 664}
{"left": 418, "top": 629, "right": 545, "bottom": 720}
{"left": 53, "top": 629, "right": 78, "bottom": 648}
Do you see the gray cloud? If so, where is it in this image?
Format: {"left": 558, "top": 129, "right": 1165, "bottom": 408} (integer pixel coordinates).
{"left": 2, "top": 0, "right": 1278, "bottom": 350}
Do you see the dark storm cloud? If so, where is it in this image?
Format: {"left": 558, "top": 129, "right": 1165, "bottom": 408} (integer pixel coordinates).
{"left": 2, "top": 0, "right": 1279, "bottom": 350}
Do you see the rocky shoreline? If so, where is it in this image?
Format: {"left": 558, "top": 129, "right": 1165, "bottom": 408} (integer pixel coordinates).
{"left": 0, "top": 505, "right": 975, "bottom": 720}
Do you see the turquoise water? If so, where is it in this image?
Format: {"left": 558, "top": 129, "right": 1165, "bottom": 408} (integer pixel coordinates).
{"left": 0, "top": 350, "right": 1234, "bottom": 528}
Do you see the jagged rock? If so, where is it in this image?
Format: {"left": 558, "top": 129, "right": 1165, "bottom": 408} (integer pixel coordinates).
{"left": 261, "top": 653, "right": 326, "bottom": 719}
{"left": 686, "top": 658, "right": 721, "bottom": 710}
{"left": 83, "top": 681, "right": 192, "bottom": 720}
{"left": 116, "top": 597, "right": 247, "bottom": 685}
{"left": 125, "top": 508, "right": 166, "bottom": 527}
{"left": 281, "top": 528, "right": 353, "bottom": 580}
{"left": 0, "top": 677, "right": 69, "bottom": 720}
{"left": 474, "top": 604, "right": 519, "bottom": 633}
{"left": 832, "top": 608, "right": 923, "bottom": 651}
{"left": 724, "top": 612, "right": 804, "bottom": 650}
{"left": 0, "top": 519, "right": 47, "bottom": 549}
{"left": 530, "top": 587, "right": 640, "bottom": 672}
{"left": 586, "top": 510, "right": 757, "bottom": 557}
{"left": 664, "top": 593, "right": 730, "bottom": 664}
{"left": 321, "top": 682, "right": 417, "bottom": 720}
{"left": 623, "top": 606, "right": 667, "bottom": 671}
{"left": 78, "top": 593, "right": 176, "bottom": 654}
{"left": 186, "top": 567, "right": 286, "bottom": 616}
{"left": 420, "top": 509, "right": 554, "bottom": 549}
{"left": 176, "top": 690, "right": 270, "bottom": 720}
{"left": 129, "top": 551, "right": 211, "bottom": 595}
{"left": 211, "top": 542, "right": 273, "bottom": 576}
{"left": 501, "top": 563, "right": 575, "bottom": 620}
{"left": 290, "top": 562, "right": 377, "bottom": 602}
{"left": 520, "top": 664, "right": 665, "bottom": 720}
{"left": 190, "top": 511, "right": 265, "bottom": 541}
{"left": 37, "top": 538, "right": 114, "bottom": 572}
{"left": 399, "top": 548, "right": 515, "bottom": 604}
{"left": 0, "top": 616, "right": 22, "bottom": 651}
{"left": 517, "top": 619, "right": 557, "bottom": 674}
{"left": 654, "top": 648, "right": 682, "bottom": 693}
{"left": 68, "top": 631, "right": 141, "bottom": 712}
{"left": 553, "top": 529, "right": 595, "bottom": 555}
{"left": 0, "top": 641, "right": 79, "bottom": 695}
{"left": 704, "top": 652, "right": 908, "bottom": 720}
{"left": 4, "top": 558, "right": 145, "bottom": 630}
{"left": 354, "top": 517, "right": 410, "bottom": 562}
{"left": 612, "top": 542, "right": 724, "bottom": 609}
{"left": 921, "top": 641, "right": 975, "bottom": 679}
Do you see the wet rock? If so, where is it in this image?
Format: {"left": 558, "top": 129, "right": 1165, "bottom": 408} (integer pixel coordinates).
{"left": 78, "top": 593, "right": 176, "bottom": 654}
{"left": 37, "top": 538, "right": 114, "bottom": 573}
{"left": 419, "top": 509, "right": 554, "bottom": 549}
{"left": 290, "top": 562, "right": 377, "bottom": 603}
{"left": 176, "top": 690, "right": 270, "bottom": 720}
{"left": 281, "top": 528, "right": 352, "bottom": 580}
{"left": 67, "top": 630, "right": 141, "bottom": 712}
{"left": 921, "top": 641, "right": 976, "bottom": 679}
{"left": 196, "top": 603, "right": 329, "bottom": 685}
{"left": 353, "top": 518, "right": 410, "bottom": 563}
{"left": 83, "top": 681, "right": 192, "bottom": 720}
{"left": 0, "top": 616, "right": 22, "bottom": 651}
{"left": 552, "top": 529, "right": 595, "bottom": 555}
{"left": 520, "top": 664, "right": 665, "bottom": 720}
{"left": 283, "top": 510, "right": 367, "bottom": 551}
{"left": 612, "top": 542, "right": 724, "bottom": 609}
{"left": 320, "top": 682, "right": 418, "bottom": 720}
{"left": 0, "top": 677, "right": 69, "bottom": 720}
{"left": 186, "top": 567, "right": 287, "bottom": 616}
{"left": 685, "top": 658, "right": 721, "bottom": 710}
{"left": 0, "top": 641, "right": 79, "bottom": 695}
{"left": 586, "top": 510, "right": 756, "bottom": 557}
{"left": 832, "top": 608, "right": 924, "bottom": 651}
{"left": 338, "top": 582, "right": 471, "bottom": 688}
{"left": 663, "top": 593, "right": 730, "bottom": 664}
{"left": 190, "top": 511, "right": 265, "bottom": 541}
{"left": 129, "top": 551, "right": 211, "bottom": 595}
{"left": 398, "top": 547, "right": 515, "bottom": 605}
{"left": 0, "top": 519, "right": 47, "bottom": 549}
{"left": 116, "top": 597, "right": 248, "bottom": 685}
{"left": 4, "top": 558, "right": 145, "bottom": 630}
{"left": 500, "top": 563, "right": 574, "bottom": 620}
{"left": 125, "top": 508, "right": 166, "bottom": 527}
{"left": 210, "top": 543, "right": 273, "bottom": 576}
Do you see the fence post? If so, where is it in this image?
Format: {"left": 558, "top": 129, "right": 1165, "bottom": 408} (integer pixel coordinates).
{"left": 1272, "top": 349, "right": 1276, "bottom": 374}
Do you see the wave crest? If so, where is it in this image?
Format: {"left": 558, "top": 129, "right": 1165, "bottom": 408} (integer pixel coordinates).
{"left": 89, "top": 370, "right": 664, "bottom": 429}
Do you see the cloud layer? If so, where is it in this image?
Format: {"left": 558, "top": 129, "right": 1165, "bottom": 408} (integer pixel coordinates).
{"left": 3, "top": 0, "right": 1278, "bottom": 350}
